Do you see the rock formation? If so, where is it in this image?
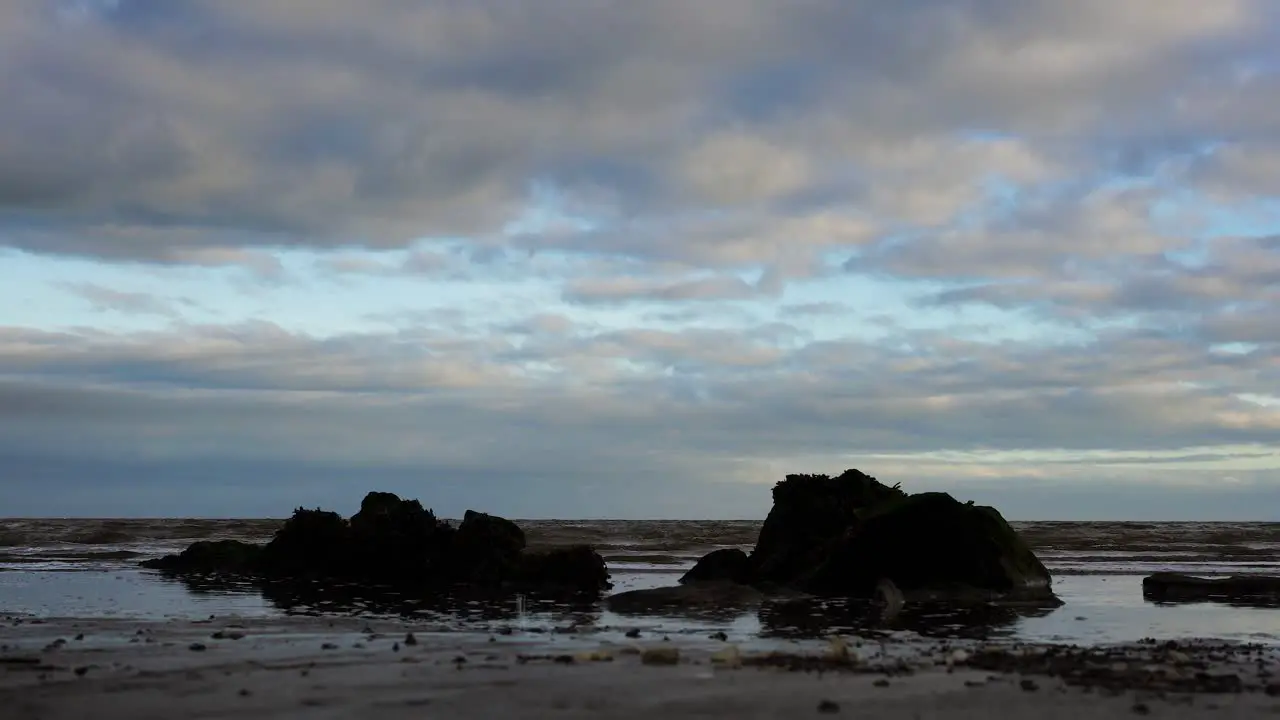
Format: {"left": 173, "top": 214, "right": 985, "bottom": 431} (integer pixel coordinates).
{"left": 142, "top": 492, "right": 611, "bottom": 597}
{"left": 670, "top": 469, "right": 1059, "bottom": 606}
{"left": 1142, "top": 571, "right": 1280, "bottom": 607}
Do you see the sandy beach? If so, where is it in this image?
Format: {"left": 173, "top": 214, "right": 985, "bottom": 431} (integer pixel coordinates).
{"left": 3, "top": 614, "right": 1277, "bottom": 719}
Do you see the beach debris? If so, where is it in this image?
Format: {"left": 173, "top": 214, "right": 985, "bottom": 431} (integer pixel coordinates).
{"left": 625, "top": 628, "right": 641, "bottom": 638}
{"left": 73, "top": 633, "right": 84, "bottom": 641}
{"left": 816, "top": 699, "right": 840, "bottom": 713}
{"left": 403, "top": 632, "right": 418, "bottom": 646}
{"left": 827, "top": 636, "right": 850, "bottom": 662}
{"left": 709, "top": 631, "right": 728, "bottom": 641}
{"left": 1020, "top": 678, "right": 1039, "bottom": 692}
{"left": 710, "top": 644, "right": 743, "bottom": 669}
{"left": 873, "top": 678, "right": 890, "bottom": 687}
{"left": 1131, "top": 702, "right": 1150, "bottom": 715}
{"left": 575, "top": 649, "right": 614, "bottom": 663}
{"left": 641, "top": 647, "right": 680, "bottom": 666}
{"left": 188, "top": 643, "right": 207, "bottom": 652}
{"left": 211, "top": 631, "right": 245, "bottom": 640}
{"left": 392, "top": 642, "right": 400, "bottom": 652}
{"left": 320, "top": 643, "right": 338, "bottom": 650}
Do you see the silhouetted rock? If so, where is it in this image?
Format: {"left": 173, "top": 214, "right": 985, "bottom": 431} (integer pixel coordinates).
{"left": 751, "top": 470, "right": 906, "bottom": 585}
{"left": 347, "top": 493, "right": 455, "bottom": 580}
{"left": 679, "top": 548, "right": 750, "bottom": 585}
{"left": 798, "top": 491, "right": 1055, "bottom": 602}
{"left": 257, "top": 507, "right": 351, "bottom": 576}
{"left": 511, "top": 544, "right": 612, "bottom": 595}
{"left": 142, "top": 492, "right": 610, "bottom": 597}
{"left": 1143, "top": 572, "right": 1280, "bottom": 606}
{"left": 676, "top": 469, "right": 1057, "bottom": 605}
{"left": 452, "top": 510, "right": 525, "bottom": 584}
{"left": 140, "top": 540, "right": 262, "bottom": 574}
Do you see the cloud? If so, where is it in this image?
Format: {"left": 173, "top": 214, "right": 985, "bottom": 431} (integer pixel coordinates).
{"left": 2, "top": 1, "right": 1280, "bottom": 517}
{"left": 563, "top": 274, "right": 764, "bottom": 305}
{"left": 1, "top": 0, "right": 1274, "bottom": 272}
{"left": 60, "top": 282, "right": 199, "bottom": 319}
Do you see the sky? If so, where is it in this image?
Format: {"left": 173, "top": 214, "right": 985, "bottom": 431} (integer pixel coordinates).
{"left": 1, "top": 0, "right": 1279, "bottom": 519}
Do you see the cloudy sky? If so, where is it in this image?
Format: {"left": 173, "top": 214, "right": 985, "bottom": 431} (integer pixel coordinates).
{"left": 2, "top": 0, "right": 1279, "bottom": 519}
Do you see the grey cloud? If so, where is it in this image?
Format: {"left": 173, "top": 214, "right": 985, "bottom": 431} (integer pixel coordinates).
{"left": 0, "top": 0, "right": 1274, "bottom": 271}
{"left": 59, "top": 282, "right": 199, "bottom": 318}
{"left": 2, "top": 322, "right": 1279, "bottom": 460}
{"left": 563, "top": 274, "right": 764, "bottom": 305}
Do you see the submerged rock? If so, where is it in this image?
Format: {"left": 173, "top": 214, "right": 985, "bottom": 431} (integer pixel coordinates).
{"left": 1143, "top": 572, "right": 1280, "bottom": 606}
{"left": 607, "top": 581, "right": 766, "bottom": 613}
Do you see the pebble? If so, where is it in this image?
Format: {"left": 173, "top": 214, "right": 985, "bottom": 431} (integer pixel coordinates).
{"left": 188, "top": 643, "right": 207, "bottom": 652}
{"left": 817, "top": 699, "right": 840, "bottom": 713}
{"left": 404, "top": 633, "right": 418, "bottom": 646}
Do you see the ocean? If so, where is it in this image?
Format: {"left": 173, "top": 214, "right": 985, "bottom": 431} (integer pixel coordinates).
{"left": 2, "top": 519, "right": 1278, "bottom": 647}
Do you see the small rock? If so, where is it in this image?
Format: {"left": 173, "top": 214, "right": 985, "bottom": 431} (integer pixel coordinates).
{"left": 625, "top": 629, "right": 641, "bottom": 638}
{"left": 453, "top": 655, "right": 467, "bottom": 664}
{"left": 392, "top": 642, "right": 400, "bottom": 652}
{"left": 74, "top": 666, "right": 89, "bottom": 677}
{"left": 1019, "top": 678, "right": 1039, "bottom": 692}
{"left": 709, "top": 631, "right": 728, "bottom": 641}
{"left": 873, "top": 678, "right": 890, "bottom": 688}
{"left": 1132, "top": 702, "right": 1150, "bottom": 716}
{"left": 553, "top": 655, "right": 575, "bottom": 665}
{"left": 641, "top": 647, "right": 680, "bottom": 666}
{"left": 321, "top": 643, "right": 338, "bottom": 650}
{"left": 239, "top": 689, "right": 252, "bottom": 697}
{"left": 404, "top": 633, "right": 418, "bottom": 646}
{"left": 817, "top": 699, "right": 840, "bottom": 713}
{"left": 73, "top": 634, "right": 84, "bottom": 641}
{"left": 189, "top": 643, "right": 207, "bottom": 652}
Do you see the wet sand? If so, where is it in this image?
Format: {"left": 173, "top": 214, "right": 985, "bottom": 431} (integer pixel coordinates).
{"left": 2, "top": 615, "right": 1277, "bottom": 719}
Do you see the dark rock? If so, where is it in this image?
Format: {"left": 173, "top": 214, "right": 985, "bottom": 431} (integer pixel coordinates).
{"left": 746, "top": 470, "right": 1058, "bottom": 604}
{"left": 511, "top": 544, "right": 611, "bottom": 594}
{"left": 138, "top": 491, "right": 609, "bottom": 597}
{"left": 817, "top": 699, "right": 840, "bottom": 713}
{"left": 680, "top": 548, "right": 750, "bottom": 585}
{"left": 346, "top": 493, "right": 454, "bottom": 580}
{"left": 141, "top": 540, "right": 263, "bottom": 574}
{"left": 260, "top": 508, "right": 351, "bottom": 576}
{"left": 452, "top": 510, "right": 525, "bottom": 584}
{"left": 1142, "top": 572, "right": 1280, "bottom": 606}
{"left": 752, "top": 470, "right": 905, "bottom": 585}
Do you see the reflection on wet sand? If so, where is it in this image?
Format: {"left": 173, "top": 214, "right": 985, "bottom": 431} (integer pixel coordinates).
{"left": 156, "top": 571, "right": 1059, "bottom": 641}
